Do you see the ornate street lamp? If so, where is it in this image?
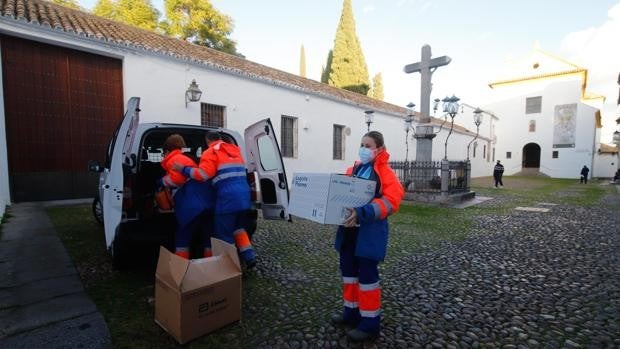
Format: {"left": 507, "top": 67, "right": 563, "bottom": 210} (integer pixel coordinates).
{"left": 443, "top": 95, "right": 460, "bottom": 159}
{"left": 185, "top": 79, "right": 202, "bottom": 107}
{"left": 404, "top": 103, "right": 415, "bottom": 163}
{"left": 365, "top": 110, "right": 375, "bottom": 131}
{"left": 467, "top": 108, "right": 484, "bottom": 160}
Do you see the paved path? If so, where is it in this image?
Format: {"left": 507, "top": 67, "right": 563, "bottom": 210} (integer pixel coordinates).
{"left": 249, "top": 189, "right": 620, "bottom": 348}
{"left": 0, "top": 202, "right": 111, "bottom": 348}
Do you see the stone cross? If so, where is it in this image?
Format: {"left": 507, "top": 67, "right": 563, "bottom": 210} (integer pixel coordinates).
{"left": 404, "top": 44, "right": 451, "bottom": 123}
{"left": 403, "top": 44, "right": 451, "bottom": 162}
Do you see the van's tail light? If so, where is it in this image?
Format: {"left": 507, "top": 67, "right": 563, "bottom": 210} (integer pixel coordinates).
{"left": 247, "top": 171, "right": 261, "bottom": 203}
{"left": 122, "top": 177, "right": 133, "bottom": 210}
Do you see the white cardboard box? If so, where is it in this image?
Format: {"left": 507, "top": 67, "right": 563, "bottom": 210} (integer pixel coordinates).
{"left": 288, "top": 173, "right": 376, "bottom": 225}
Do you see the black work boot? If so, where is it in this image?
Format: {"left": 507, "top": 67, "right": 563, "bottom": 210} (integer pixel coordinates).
{"left": 331, "top": 314, "right": 357, "bottom": 328}
{"left": 347, "top": 328, "right": 378, "bottom": 342}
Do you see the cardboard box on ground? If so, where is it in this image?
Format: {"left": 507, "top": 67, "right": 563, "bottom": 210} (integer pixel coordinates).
{"left": 155, "top": 238, "right": 242, "bottom": 344}
{"left": 288, "top": 173, "right": 376, "bottom": 225}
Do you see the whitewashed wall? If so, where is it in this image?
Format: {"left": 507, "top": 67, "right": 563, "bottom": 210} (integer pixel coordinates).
{"left": 0, "top": 23, "right": 493, "bottom": 207}
{"left": 593, "top": 152, "right": 618, "bottom": 178}
{"left": 485, "top": 79, "right": 597, "bottom": 178}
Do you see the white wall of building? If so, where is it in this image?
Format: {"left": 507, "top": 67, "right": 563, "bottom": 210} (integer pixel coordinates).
{"left": 486, "top": 79, "right": 598, "bottom": 179}
{"left": 593, "top": 152, "right": 618, "bottom": 178}
{"left": 0, "top": 23, "right": 493, "bottom": 208}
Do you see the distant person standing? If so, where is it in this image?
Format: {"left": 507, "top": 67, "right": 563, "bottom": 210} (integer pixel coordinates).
{"left": 580, "top": 165, "right": 590, "bottom": 184}
{"left": 493, "top": 160, "right": 505, "bottom": 188}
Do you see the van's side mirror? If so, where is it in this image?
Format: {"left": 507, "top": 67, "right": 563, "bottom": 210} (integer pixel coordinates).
{"left": 88, "top": 160, "right": 103, "bottom": 173}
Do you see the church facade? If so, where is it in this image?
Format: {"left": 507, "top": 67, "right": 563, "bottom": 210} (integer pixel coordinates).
{"left": 484, "top": 47, "right": 615, "bottom": 179}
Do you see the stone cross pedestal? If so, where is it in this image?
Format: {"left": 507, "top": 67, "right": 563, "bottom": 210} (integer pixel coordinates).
{"left": 404, "top": 44, "right": 451, "bottom": 162}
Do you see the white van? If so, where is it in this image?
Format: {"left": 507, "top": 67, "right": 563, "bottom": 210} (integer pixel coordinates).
{"left": 89, "top": 97, "right": 290, "bottom": 268}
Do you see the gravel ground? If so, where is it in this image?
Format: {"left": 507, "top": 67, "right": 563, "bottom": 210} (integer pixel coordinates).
{"left": 243, "top": 187, "right": 620, "bottom": 349}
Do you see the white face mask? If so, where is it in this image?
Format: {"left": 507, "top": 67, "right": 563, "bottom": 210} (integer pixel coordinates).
{"left": 358, "top": 147, "right": 376, "bottom": 164}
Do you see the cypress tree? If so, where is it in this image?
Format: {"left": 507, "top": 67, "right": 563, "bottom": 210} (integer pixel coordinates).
{"left": 300, "top": 45, "right": 307, "bottom": 78}
{"left": 321, "top": 50, "right": 333, "bottom": 84}
{"left": 326, "top": 0, "right": 370, "bottom": 95}
{"left": 371, "top": 73, "right": 384, "bottom": 100}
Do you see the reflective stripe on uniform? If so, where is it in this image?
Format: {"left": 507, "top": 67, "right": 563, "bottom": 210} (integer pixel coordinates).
{"left": 360, "top": 309, "right": 382, "bottom": 317}
{"left": 359, "top": 281, "right": 380, "bottom": 291}
{"left": 212, "top": 171, "right": 247, "bottom": 184}
{"left": 344, "top": 300, "right": 359, "bottom": 308}
{"left": 190, "top": 167, "right": 209, "bottom": 181}
{"left": 217, "top": 162, "right": 245, "bottom": 170}
{"left": 342, "top": 276, "right": 359, "bottom": 284}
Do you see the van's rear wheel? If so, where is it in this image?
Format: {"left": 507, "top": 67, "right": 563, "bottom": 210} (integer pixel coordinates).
{"left": 92, "top": 196, "right": 104, "bottom": 226}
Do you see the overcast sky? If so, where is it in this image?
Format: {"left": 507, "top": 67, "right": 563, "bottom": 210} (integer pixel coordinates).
{"left": 79, "top": 0, "right": 620, "bottom": 143}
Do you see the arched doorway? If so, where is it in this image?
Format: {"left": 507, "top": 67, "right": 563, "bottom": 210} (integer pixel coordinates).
{"left": 522, "top": 143, "right": 541, "bottom": 168}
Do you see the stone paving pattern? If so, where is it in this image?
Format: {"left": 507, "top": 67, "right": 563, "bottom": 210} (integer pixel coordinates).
{"left": 242, "top": 189, "right": 619, "bottom": 348}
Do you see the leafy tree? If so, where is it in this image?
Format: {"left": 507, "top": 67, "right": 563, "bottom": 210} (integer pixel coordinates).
{"left": 93, "top": 0, "right": 118, "bottom": 21}
{"left": 93, "top": 0, "right": 159, "bottom": 31}
{"left": 321, "top": 50, "right": 333, "bottom": 84}
{"left": 116, "top": 0, "right": 160, "bottom": 31}
{"left": 48, "top": 0, "right": 82, "bottom": 10}
{"left": 299, "top": 45, "right": 306, "bottom": 78}
{"left": 370, "top": 73, "right": 384, "bottom": 100}
{"left": 163, "top": 0, "right": 238, "bottom": 55}
{"left": 325, "top": 0, "right": 370, "bottom": 95}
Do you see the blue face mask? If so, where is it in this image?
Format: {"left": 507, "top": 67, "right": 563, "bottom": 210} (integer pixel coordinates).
{"left": 359, "top": 147, "right": 375, "bottom": 164}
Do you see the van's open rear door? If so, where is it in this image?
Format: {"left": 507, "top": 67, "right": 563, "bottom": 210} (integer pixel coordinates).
{"left": 244, "top": 119, "right": 289, "bottom": 220}
{"left": 102, "top": 97, "right": 140, "bottom": 248}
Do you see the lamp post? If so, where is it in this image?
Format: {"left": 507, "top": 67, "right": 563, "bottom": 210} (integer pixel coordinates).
{"left": 443, "top": 95, "right": 460, "bottom": 159}
{"left": 185, "top": 79, "right": 203, "bottom": 107}
{"left": 467, "top": 108, "right": 484, "bottom": 160}
{"left": 404, "top": 103, "right": 415, "bottom": 163}
{"left": 365, "top": 110, "right": 375, "bottom": 132}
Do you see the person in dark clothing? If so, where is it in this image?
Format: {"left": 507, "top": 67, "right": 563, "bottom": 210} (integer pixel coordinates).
{"left": 493, "top": 160, "right": 505, "bottom": 188}
{"left": 580, "top": 165, "right": 590, "bottom": 184}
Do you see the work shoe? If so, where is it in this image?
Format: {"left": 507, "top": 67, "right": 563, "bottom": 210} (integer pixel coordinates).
{"left": 347, "top": 328, "right": 378, "bottom": 342}
{"left": 245, "top": 257, "right": 257, "bottom": 270}
{"left": 331, "top": 314, "right": 357, "bottom": 327}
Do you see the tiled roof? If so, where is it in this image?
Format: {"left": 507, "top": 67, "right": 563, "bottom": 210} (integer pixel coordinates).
{"left": 0, "top": 0, "right": 482, "bottom": 136}
{"left": 1, "top": 0, "right": 409, "bottom": 115}
{"left": 599, "top": 143, "right": 618, "bottom": 154}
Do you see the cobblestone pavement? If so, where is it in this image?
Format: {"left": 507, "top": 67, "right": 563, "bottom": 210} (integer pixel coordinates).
{"left": 244, "top": 188, "right": 620, "bottom": 349}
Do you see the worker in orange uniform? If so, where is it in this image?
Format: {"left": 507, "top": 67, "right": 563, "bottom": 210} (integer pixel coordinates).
{"left": 159, "top": 134, "right": 215, "bottom": 259}
{"left": 332, "top": 131, "right": 404, "bottom": 342}
{"left": 173, "top": 131, "right": 257, "bottom": 268}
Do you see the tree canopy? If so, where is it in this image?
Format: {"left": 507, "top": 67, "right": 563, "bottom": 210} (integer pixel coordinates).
{"left": 162, "top": 0, "right": 238, "bottom": 55}
{"left": 370, "top": 73, "right": 384, "bottom": 100}
{"left": 92, "top": 0, "right": 238, "bottom": 55}
{"left": 323, "top": 0, "right": 370, "bottom": 95}
{"left": 299, "top": 45, "right": 306, "bottom": 78}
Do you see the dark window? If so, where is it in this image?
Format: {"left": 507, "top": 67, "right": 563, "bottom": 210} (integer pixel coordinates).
{"left": 506, "top": 151, "right": 512, "bottom": 159}
{"left": 525, "top": 96, "right": 542, "bottom": 114}
{"left": 333, "top": 125, "right": 344, "bottom": 160}
{"left": 280, "top": 116, "right": 296, "bottom": 158}
{"left": 483, "top": 145, "right": 487, "bottom": 160}
{"left": 201, "top": 103, "right": 225, "bottom": 127}
{"left": 492, "top": 148, "right": 496, "bottom": 162}
{"left": 552, "top": 151, "right": 558, "bottom": 159}
{"left": 473, "top": 142, "right": 477, "bottom": 158}
{"left": 529, "top": 120, "right": 536, "bottom": 132}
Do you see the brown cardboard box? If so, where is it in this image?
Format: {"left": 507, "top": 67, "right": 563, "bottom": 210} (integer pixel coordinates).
{"left": 154, "top": 239, "right": 242, "bottom": 344}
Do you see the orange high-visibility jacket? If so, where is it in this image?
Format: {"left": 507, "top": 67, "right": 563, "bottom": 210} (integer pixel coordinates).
{"left": 334, "top": 149, "right": 404, "bottom": 261}
{"left": 183, "top": 140, "right": 251, "bottom": 214}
